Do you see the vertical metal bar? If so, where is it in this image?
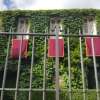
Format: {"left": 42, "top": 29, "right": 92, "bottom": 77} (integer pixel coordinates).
{"left": 29, "top": 36, "right": 35, "bottom": 100}
{"left": 67, "top": 28, "right": 72, "bottom": 100}
{"left": 14, "top": 35, "right": 23, "bottom": 100}
{"left": 79, "top": 30, "right": 86, "bottom": 100}
{"left": 43, "top": 35, "right": 47, "bottom": 100}
{"left": 55, "top": 26, "right": 59, "bottom": 100}
{"left": 91, "top": 37, "right": 99, "bottom": 100}
{"left": 0, "top": 29, "right": 11, "bottom": 100}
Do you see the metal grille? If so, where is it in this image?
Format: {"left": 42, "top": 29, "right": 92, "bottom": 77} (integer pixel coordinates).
{"left": 0, "top": 30, "right": 100, "bottom": 100}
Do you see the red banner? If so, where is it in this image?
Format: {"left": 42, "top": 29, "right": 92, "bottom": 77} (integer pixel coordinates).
{"left": 48, "top": 39, "right": 64, "bottom": 57}
{"left": 10, "top": 39, "right": 28, "bottom": 58}
{"left": 86, "top": 37, "right": 100, "bottom": 56}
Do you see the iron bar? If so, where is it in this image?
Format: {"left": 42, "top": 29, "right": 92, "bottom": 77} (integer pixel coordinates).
{"left": 0, "top": 32, "right": 11, "bottom": 100}
{"left": 55, "top": 26, "right": 60, "bottom": 100}
{"left": 28, "top": 36, "right": 35, "bottom": 100}
{"left": 0, "top": 88, "right": 100, "bottom": 92}
{"left": 14, "top": 36, "right": 23, "bottom": 100}
{"left": 91, "top": 37, "right": 100, "bottom": 100}
{"left": 1, "top": 32, "right": 100, "bottom": 37}
{"left": 43, "top": 36, "right": 47, "bottom": 100}
{"left": 67, "top": 28, "right": 72, "bottom": 100}
{"left": 79, "top": 30, "right": 86, "bottom": 100}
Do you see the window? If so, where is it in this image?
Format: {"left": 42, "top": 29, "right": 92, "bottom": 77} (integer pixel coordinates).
{"left": 17, "top": 17, "right": 30, "bottom": 39}
{"left": 50, "top": 17, "right": 63, "bottom": 39}
{"left": 83, "top": 16, "right": 97, "bottom": 35}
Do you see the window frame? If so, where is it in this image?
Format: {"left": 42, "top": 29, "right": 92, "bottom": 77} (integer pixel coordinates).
{"left": 50, "top": 17, "right": 63, "bottom": 39}
{"left": 83, "top": 16, "right": 97, "bottom": 35}
{"left": 17, "top": 17, "right": 30, "bottom": 39}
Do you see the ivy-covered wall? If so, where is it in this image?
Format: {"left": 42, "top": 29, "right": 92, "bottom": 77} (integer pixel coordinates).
{"left": 0, "top": 9, "right": 100, "bottom": 69}
{"left": 0, "top": 9, "right": 100, "bottom": 100}
{"left": 1, "top": 9, "right": 100, "bottom": 31}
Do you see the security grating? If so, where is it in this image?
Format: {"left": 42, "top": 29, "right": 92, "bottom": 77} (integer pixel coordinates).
{"left": 0, "top": 29, "right": 100, "bottom": 100}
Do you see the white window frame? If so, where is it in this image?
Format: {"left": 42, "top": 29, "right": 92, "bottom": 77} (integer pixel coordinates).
{"left": 50, "top": 17, "right": 63, "bottom": 39}
{"left": 83, "top": 17, "right": 97, "bottom": 35}
{"left": 17, "top": 17, "right": 30, "bottom": 39}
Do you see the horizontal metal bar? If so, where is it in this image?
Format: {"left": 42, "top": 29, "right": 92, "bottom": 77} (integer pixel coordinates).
{"left": 1, "top": 32, "right": 100, "bottom": 37}
{"left": 0, "top": 88, "right": 55, "bottom": 92}
{"left": 0, "top": 88, "right": 100, "bottom": 92}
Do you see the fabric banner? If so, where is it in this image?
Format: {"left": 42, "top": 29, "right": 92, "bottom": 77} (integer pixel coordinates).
{"left": 86, "top": 37, "right": 100, "bottom": 56}
{"left": 10, "top": 39, "right": 28, "bottom": 58}
{"left": 48, "top": 38, "right": 64, "bottom": 57}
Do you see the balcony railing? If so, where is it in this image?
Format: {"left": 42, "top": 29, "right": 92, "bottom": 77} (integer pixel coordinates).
{"left": 0, "top": 30, "right": 100, "bottom": 100}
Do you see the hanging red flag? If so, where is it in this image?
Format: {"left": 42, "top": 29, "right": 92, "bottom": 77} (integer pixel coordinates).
{"left": 10, "top": 39, "right": 28, "bottom": 58}
{"left": 48, "top": 38, "right": 64, "bottom": 57}
{"left": 86, "top": 37, "right": 100, "bottom": 56}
